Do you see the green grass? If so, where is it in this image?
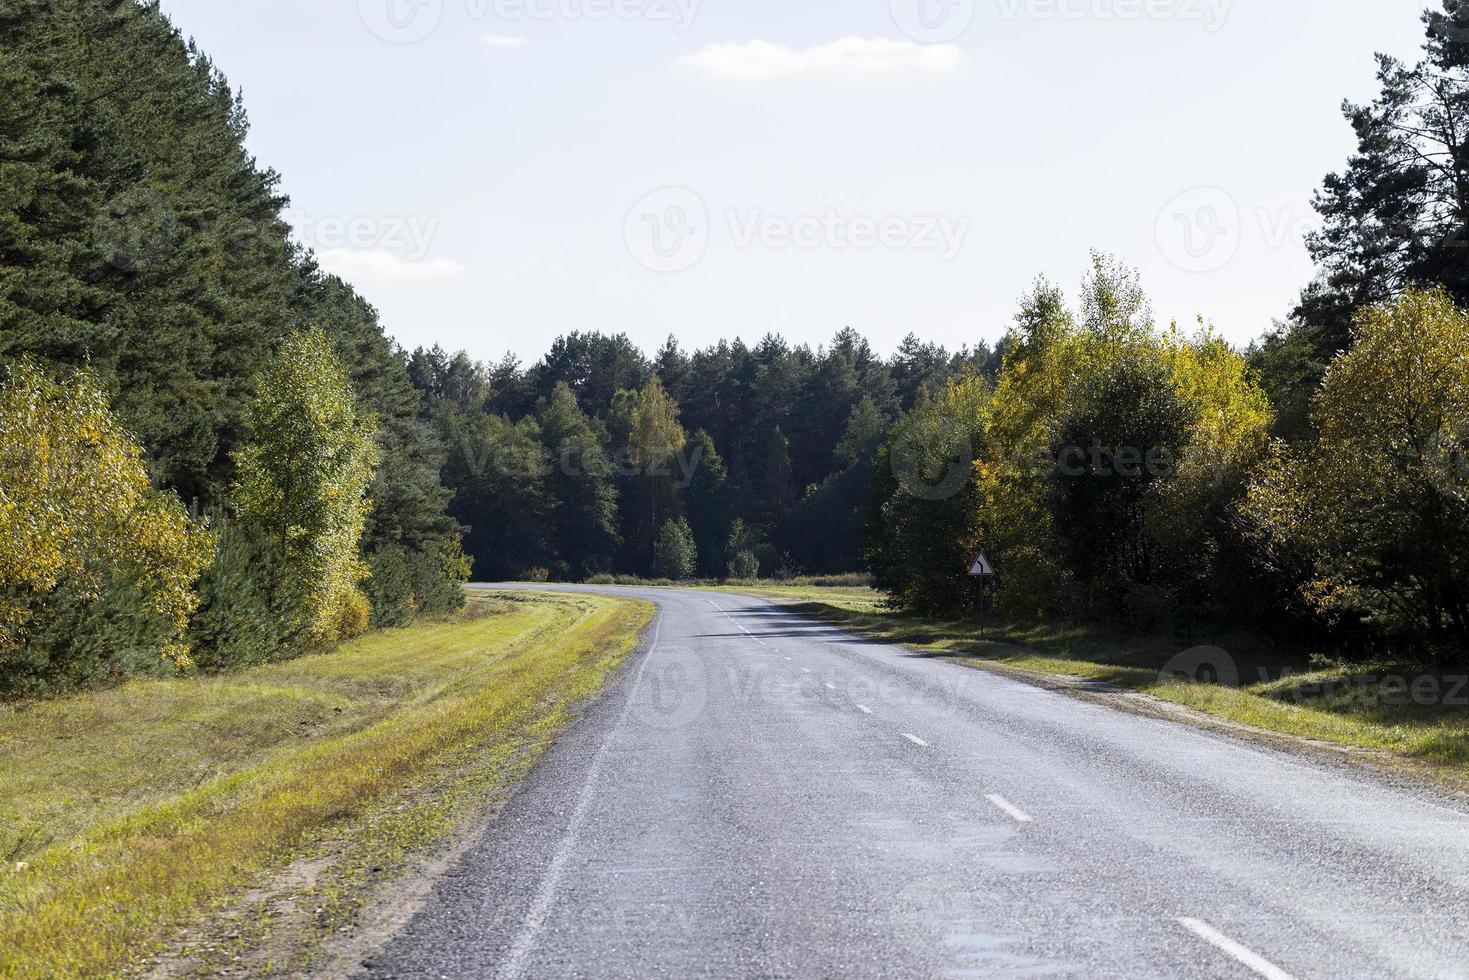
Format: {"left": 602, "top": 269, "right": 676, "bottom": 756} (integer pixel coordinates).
{"left": 720, "top": 584, "right": 1469, "bottom": 772}
{"left": 0, "top": 591, "right": 652, "bottom": 979}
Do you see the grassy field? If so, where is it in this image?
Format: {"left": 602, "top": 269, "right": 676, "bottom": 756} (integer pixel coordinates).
{"left": 0, "top": 591, "right": 651, "bottom": 979}
{"left": 723, "top": 584, "right": 1469, "bottom": 774}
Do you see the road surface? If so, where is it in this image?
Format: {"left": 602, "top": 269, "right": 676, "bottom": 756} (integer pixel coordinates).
{"left": 361, "top": 587, "right": 1469, "bottom": 979}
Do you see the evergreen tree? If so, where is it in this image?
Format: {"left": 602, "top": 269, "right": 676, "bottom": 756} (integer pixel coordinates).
{"left": 760, "top": 427, "right": 797, "bottom": 569}
{"left": 682, "top": 430, "right": 734, "bottom": 577}
{"left": 1273, "top": 3, "right": 1469, "bottom": 413}
{"left": 538, "top": 383, "right": 620, "bottom": 579}
{"left": 440, "top": 411, "right": 552, "bottom": 582}
{"left": 530, "top": 331, "right": 648, "bottom": 416}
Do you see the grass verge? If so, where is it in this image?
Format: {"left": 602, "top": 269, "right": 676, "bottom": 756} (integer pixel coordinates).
{"left": 0, "top": 590, "right": 652, "bottom": 979}
{"left": 721, "top": 584, "right": 1469, "bottom": 774}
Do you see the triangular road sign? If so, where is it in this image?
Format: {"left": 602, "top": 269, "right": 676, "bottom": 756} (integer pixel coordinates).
{"left": 969, "top": 553, "right": 994, "bottom": 577}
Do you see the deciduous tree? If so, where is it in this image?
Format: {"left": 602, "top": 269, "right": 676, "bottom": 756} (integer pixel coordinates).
{"left": 233, "top": 330, "right": 379, "bottom": 645}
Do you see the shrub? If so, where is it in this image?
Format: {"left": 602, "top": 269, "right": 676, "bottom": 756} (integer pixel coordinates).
{"left": 420, "top": 538, "right": 472, "bottom": 613}
{"left": 333, "top": 588, "right": 373, "bottom": 641}
{"left": 365, "top": 547, "right": 417, "bottom": 629}
{"left": 0, "top": 361, "right": 214, "bottom": 694}
{"left": 366, "top": 539, "right": 470, "bottom": 628}
{"left": 0, "top": 575, "right": 179, "bottom": 698}
{"left": 727, "top": 550, "right": 760, "bottom": 580}
{"left": 652, "top": 518, "right": 697, "bottom": 581}
{"left": 188, "top": 518, "right": 302, "bottom": 672}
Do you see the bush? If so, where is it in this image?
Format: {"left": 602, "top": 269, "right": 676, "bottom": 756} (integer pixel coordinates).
{"left": 333, "top": 588, "right": 373, "bottom": 641}
{"left": 366, "top": 539, "right": 471, "bottom": 628}
{"left": 0, "top": 360, "right": 215, "bottom": 694}
{"left": 188, "top": 518, "right": 303, "bottom": 672}
{"left": 365, "top": 547, "right": 416, "bottom": 628}
{"left": 727, "top": 550, "right": 760, "bottom": 580}
{"left": 652, "top": 518, "right": 698, "bottom": 581}
{"left": 0, "top": 575, "right": 180, "bottom": 699}
{"left": 417, "top": 539, "right": 471, "bottom": 613}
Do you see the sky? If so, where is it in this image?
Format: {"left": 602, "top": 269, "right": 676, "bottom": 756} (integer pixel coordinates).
{"left": 163, "top": 0, "right": 1429, "bottom": 364}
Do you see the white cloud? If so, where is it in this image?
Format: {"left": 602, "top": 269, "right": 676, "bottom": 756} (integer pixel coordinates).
{"left": 678, "top": 38, "right": 963, "bottom": 82}
{"left": 482, "top": 33, "right": 530, "bottom": 50}
{"left": 316, "top": 248, "right": 464, "bottom": 284}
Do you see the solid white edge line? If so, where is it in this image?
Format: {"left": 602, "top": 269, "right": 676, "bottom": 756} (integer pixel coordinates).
{"left": 1177, "top": 918, "right": 1297, "bottom": 980}
{"left": 985, "top": 794, "right": 1033, "bottom": 823}
{"left": 902, "top": 733, "right": 929, "bottom": 747}
{"left": 493, "top": 614, "right": 665, "bottom": 980}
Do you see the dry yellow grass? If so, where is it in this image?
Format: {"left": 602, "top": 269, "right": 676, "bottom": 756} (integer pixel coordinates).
{"left": 0, "top": 591, "right": 651, "bottom": 979}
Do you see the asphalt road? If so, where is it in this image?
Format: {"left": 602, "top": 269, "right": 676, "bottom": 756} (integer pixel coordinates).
{"left": 361, "top": 587, "right": 1469, "bottom": 979}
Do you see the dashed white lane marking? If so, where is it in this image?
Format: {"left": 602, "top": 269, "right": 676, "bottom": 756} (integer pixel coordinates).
{"left": 985, "top": 794, "right": 1033, "bottom": 824}
{"left": 706, "top": 598, "right": 768, "bottom": 647}
{"left": 1177, "top": 919, "right": 1297, "bottom": 980}
{"left": 824, "top": 683, "right": 836, "bottom": 690}
{"left": 902, "top": 733, "right": 929, "bottom": 747}
{"left": 802, "top": 668, "right": 812, "bottom": 674}
{"left": 856, "top": 705, "right": 873, "bottom": 715}
{"left": 494, "top": 613, "right": 665, "bottom": 980}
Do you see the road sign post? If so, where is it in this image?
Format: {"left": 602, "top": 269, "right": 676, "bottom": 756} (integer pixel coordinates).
{"left": 978, "top": 577, "right": 986, "bottom": 637}
{"left": 969, "top": 553, "right": 995, "bottom": 638}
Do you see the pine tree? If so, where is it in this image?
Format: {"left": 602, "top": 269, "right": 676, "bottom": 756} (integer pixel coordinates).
{"left": 682, "top": 430, "right": 733, "bottom": 577}
{"left": 538, "top": 383, "right": 619, "bottom": 578}
{"left": 1282, "top": 3, "right": 1469, "bottom": 390}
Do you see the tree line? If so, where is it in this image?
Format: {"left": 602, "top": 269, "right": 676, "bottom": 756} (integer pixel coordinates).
{"left": 0, "top": 1, "right": 467, "bottom": 696}
{"left": 3, "top": 0, "right": 1466, "bottom": 700}
{"left": 870, "top": 4, "right": 1469, "bottom": 659}
{"left": 404, "top": 329, "right": 1003, "bottom": 583}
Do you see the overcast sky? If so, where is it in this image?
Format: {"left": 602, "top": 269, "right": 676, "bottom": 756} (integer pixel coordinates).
{"left": 166, "top": 0, "right": 1428, "bottom": 363}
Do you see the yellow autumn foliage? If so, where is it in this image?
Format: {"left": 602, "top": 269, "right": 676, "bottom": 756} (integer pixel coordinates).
{"left": 0, "top": 360, "right": 215, "bottom": 667}
{"left": 977, "top": 259, "right": 1273, "bottom": 619}
{"left": 232, "top": 330, "right": 379, "bottom": 647}
{"left": 1242, "top": 289, "right": 1469, "bottom": 647}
